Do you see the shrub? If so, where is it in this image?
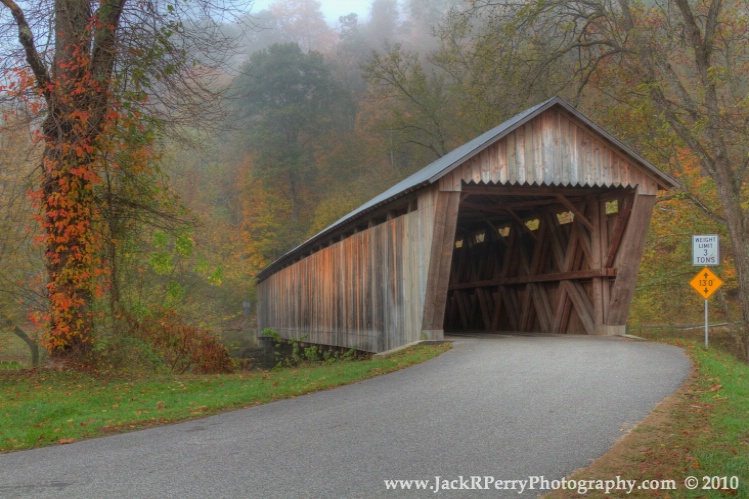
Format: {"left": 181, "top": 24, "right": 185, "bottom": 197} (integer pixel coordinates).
{"left": 128, "top": 309, "right": 234, "bottom": 374}
{"left": 262, "top": 328, "right": 360, "bottom": 368}
{"left": 96, "top": 335, "right": 164, "bottom": 374}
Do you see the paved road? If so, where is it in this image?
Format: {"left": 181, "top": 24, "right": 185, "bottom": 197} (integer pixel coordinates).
{"left": 0, "top": 334, "right": 690, "bottom": 498}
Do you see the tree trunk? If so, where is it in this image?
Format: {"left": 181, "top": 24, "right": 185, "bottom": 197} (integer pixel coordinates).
{"left": 13, "top": 326, "right": 40, "bottom": 366}
{"left": 35, "top": 0, "right": 122, "bottom": 360}
{"left": 41, "top": 131, "right": 97, "bottom": 359}
{"left": 719, "top": 190, "right": 749, "bottom": 361}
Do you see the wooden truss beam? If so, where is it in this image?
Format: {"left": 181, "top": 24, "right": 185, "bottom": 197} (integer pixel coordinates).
{"left": 448, "top": 268, "right": 617, "bottom": 290}
{"left": 461, "top": 199, "right": 561, "bottom": 213}
{"left": 444, "top": 189, "right": 651, "bottom": 336}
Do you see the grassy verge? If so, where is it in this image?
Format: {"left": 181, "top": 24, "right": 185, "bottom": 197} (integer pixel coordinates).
{"left": 546, "top": 333, "right": 748, "bottom": 498}
{"left": 0, "top": 343, "right": 451, "bottom": 453}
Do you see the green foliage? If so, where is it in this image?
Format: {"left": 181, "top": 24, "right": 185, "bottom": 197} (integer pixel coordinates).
{"left": 152, "top": 231, "right": 169, "bottom": 249}
{"left": 230, "top": 42, "right": 364, "bottom": 266}
{"left": 174, "top": 234, "right": 194, "bottom": 257}
{"left": 165, "top": 281, "right": 186, "bottom": 302}
{"left": 262, "top": 328, "right": 359, "bottom": 368}
{"left": 207, "top": 266, "right": 224, "bottom": 286}
{"left": 95, "top": 335, "right": 165, "bottom": 374}
{"left": 127, "top": 226, "right": 227, "bottom": 315}
{"left": 148, "top": 251, "right": 174, "bottom": 276}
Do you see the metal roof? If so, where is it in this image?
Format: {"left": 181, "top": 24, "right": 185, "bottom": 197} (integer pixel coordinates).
{"left": 256, "top": 96, "right": 678, "bottom": 281}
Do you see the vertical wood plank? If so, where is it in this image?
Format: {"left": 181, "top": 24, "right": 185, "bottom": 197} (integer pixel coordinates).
{"left": 421, "top": 190, "right": 462, "bottom": 334}
{"left": 606, "top": 194, "right": 657, "bottom": 326}
{"left": 490, "top": 140, "right": 500, "bottom": 181}
{"left": 569, "top": 118, "right": 580, "bottom": 186}
{"left": 507, "top": 131, "right": 518, "bottom": 184}
{"left": 589, "top": 197, "right": 604, "bottom": 331}
{"left": 481, "top": 150, "right": 491, "bottom": 183}
{"left": 498, "top": 139, "right": 508, "bottom": 184}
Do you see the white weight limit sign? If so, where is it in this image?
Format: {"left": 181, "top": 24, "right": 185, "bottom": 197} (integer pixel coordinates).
{"left": 692, "top": 235, "right": 719, "bottom": 266}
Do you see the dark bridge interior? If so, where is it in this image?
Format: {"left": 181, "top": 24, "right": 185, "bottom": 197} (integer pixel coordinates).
{"left": 444, "top": 184, "right": 632, "bottom": 335}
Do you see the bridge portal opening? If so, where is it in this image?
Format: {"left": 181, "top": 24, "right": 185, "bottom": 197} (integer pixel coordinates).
{"left": 443, "top": 184, "right": 634, "bottom": 335}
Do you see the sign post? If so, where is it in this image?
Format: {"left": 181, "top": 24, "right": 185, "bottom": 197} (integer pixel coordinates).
{"left": 691, "top": 235, "right": 721, "bottom": 350}
{"left": 689, "top": 267, "right": 723, "bottom": 349}
{"left": 705, "top": 299, "right": 708, "bottom": 351}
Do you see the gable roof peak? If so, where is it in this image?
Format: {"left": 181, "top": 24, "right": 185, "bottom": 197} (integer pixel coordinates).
{"left": 256, "top": 97, "right": 677, "bottom": 281}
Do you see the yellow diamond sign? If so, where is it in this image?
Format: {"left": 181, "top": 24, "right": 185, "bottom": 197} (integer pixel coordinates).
{"left": 690, "top": 267, "right": 724, "bottom": 299}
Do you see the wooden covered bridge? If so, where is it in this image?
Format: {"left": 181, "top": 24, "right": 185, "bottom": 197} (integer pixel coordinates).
{"left": 255, "top": 97, "right": 677, "bottom": 353}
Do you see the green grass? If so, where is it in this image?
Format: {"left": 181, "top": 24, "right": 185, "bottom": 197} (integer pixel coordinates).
{"left": 547, "top": 332, "right": 749, "bottom": 498}
{"left": 688, "top": 344, "right": 749, "bottom": 492}
{"left": 640, "top": 328, "right": 749, "bottom": 485}
{"left": 0, "top": 343, "right": 451, "bottom": 452}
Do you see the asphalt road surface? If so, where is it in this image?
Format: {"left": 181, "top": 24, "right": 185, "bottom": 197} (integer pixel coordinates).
{"left": 0, "top": 334, "right": 690, "bottom": 498}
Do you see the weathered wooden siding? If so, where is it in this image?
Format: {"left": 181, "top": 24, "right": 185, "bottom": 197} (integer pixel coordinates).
{"left": 256, "top": 188, "right": 440, "bottom": 352}
{"left": 421, "top": 190, "right": 461, "bottom": 337}
{"left": 255, "top": 101, "right": 674, "bottom": 353}
{"left": 439, "top": 108, "right": 660, "bottom": 195}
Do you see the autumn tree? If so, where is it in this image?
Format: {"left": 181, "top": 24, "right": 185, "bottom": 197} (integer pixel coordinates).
{"left": 455, "top": 0, "right": 749, "bottom": 359}
{"left": 0, "top": 0, "right": 237, "bottom": 361}
{"left": 364, "top": 44, "right": 457, "bottom": 167}
{"left": 232, "top": 42, "right": 355, "bottom": 259}
{"left": 361, "top": 2, "right": 566, "bottom": 174}
{"left": 631, "top": 149, "right": 733, "bottom": 327}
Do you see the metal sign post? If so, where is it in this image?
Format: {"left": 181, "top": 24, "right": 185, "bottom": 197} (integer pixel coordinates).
{"left": 689, "top": 267, "right": 723, "bottom": 350}
{"left": 691, "top": 235, "right": 721, "bottom": 350}
{"left": 704, "top": 300, "right": 708, "bottom": 350}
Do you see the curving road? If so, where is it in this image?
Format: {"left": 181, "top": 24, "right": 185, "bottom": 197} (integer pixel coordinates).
{"left": 0, "top": 334, "right": 690, "bottom": 498}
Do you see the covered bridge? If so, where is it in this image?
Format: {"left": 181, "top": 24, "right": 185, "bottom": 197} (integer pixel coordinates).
{"left": 255, "top": 97, "right": 678, "bottom": 353}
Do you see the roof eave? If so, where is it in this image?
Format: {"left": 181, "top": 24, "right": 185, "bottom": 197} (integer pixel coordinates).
{"left": 255, "top": 97, "right": 680, "bottom": 283}
{"left": 255, "top": 180, "right": 430, "bottom": 282}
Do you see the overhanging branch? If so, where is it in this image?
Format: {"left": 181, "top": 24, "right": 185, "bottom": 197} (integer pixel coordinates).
{"left": 0, "top": 0, "right": 51, "bottom": 95}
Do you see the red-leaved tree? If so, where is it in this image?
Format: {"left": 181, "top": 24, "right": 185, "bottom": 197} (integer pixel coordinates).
{"left": 1, "top": 0, "right": 236, "bottom": 361}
